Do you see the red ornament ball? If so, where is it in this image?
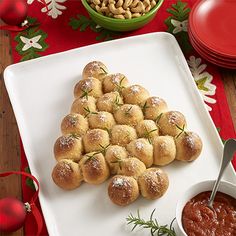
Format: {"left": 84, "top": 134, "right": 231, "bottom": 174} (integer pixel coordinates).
{"left": 0, "top": 197, "right": 26, "bottom": 232}
{"left": 0, "top": 0, "right": 28, "bottom": 25}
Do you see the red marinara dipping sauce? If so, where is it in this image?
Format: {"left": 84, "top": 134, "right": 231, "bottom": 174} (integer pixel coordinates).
{"left": 182, "top": 191, "right": 236, "bottom": 236}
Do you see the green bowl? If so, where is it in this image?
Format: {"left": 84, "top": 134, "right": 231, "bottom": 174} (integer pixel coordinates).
{"left": 81, "top": 0, "right": 164, "bottom": 32}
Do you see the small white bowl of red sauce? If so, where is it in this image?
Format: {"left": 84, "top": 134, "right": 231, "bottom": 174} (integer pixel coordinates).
{"left": 176, "top": 180, "right": 236, "bottom": 236}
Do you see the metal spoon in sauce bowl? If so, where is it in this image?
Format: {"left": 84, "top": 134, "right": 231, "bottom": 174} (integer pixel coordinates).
{"left": 208, "top": 138, "right": 236, "bottom": 209}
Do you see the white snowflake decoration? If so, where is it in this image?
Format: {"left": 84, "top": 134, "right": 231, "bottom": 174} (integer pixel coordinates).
{"left": 20, "top": 35, "right": 42, "bottom": 51}
{"left": 28, "top": 0, "right": 67, "bottom": 19}
{"left": 171, "top": 19, "right": 188, "bottom": 34}
{"left": 188, "top": 56, "right": 216, "bottom": 111}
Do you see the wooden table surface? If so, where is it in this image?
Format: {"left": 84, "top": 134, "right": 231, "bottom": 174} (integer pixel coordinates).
{"left": 0, "top": 27, "right": 236, "bottom": 236}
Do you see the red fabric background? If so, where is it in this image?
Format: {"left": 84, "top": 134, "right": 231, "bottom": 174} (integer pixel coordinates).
{"left": 6, "top": 0, "right": 236, "bottom": 235}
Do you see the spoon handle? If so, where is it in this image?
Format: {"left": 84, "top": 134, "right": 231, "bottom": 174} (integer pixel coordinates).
{"left": 208, "top": 139, "right": 236, "bottom": 208}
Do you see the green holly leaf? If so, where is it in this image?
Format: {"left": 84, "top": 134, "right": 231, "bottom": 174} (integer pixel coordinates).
{"left": 164, "top": 0, "right": 192, "bottom": 54}
{"left": 14, "top": 17, "right": 48, "bottom": 61}
{"left": 69, "top": 14, "right": 121, "bottom": 41}
{"left": 196, "top": 76, "right": 209, "bottom": 91}
{"left": 24, "top": 166, "right": 36, "bottom": 190}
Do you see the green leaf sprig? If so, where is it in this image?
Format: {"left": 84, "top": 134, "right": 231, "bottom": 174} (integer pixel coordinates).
{"left": 144, "top": 127, "right": 158, "bottom": 144}
{"left": 99, "top": 143, "right": 110, "bottom": 155}
{"left": 125, "top": 106, "right": 133, "bottom": 116}
{"left": 80, "top": 88, "right": 93, "bottom": 99}
{"left": 116, "top": 77, "right": 126, "bottom": 93}
{"left": 175, "top": 124, "right": 188, "bottom": 139}
{"left": 126, "top": 209, "right": 176, "bottom": 236}
{"left": 114, "top": 95, "right": 123, "bottom": 108}
{"left": 154, "top": 113, "right": 163, "bottom": 126}
{"left": 141, "top": 101, "right": 150, "bottom": 114}
{"left": 83, "top": 107, "right": 98, "bottom": 118}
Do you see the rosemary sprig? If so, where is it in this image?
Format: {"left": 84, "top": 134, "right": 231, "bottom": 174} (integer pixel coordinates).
{"left": 113, "top": 95, "right": 123, "bottom": 107}
{"left": 99, "top": 66, "right": 108, "bottom": 75}
{"left": 144, "top": 127, "right": 158, "bottom": 144}
{"left": 125, "top": 106, "right": 133, "bottom": 116}
{"left": 83, "top": 106, "right": 98, "bottom": 118}
{"left": 80, "top": 88, "right": 93, "bottom": 99}
{"left": 126, "top": 209, "right": 176, "bottom": 236}
{"left": 116, "top": 76, "right": 126, "bottom": 93}
{"left": 175, "top": 124, "right": 188, "bottom": 139}
{"left": 84, "top": 152, "right": 99, "bottom": 164}
{"left": 141, "top": 101, "right": 150, "bottom": 114}
{"left": 154, "top": 113, "right": 163, "bottom": 126}
{"left": 111, "top": 156, "right": 123, "bottom": 170}
{"left": 69, "top": 133, "right": 80, "bottom": 139}
{"left": 99, "top": 143, "right": 110, "bottom": 155}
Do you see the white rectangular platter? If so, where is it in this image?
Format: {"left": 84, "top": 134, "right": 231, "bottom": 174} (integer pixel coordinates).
{"left": 4, "top": 32, "right": 236, "bottom": 236}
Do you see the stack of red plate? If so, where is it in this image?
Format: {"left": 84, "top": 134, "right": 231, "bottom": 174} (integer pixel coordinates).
{"left": 189, "top": 0, "right": 236, "bottom": 69}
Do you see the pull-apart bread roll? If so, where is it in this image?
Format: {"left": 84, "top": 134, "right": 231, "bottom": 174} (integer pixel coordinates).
{"left": 122, "top": 85, "right": 149, "bottom": 105}
{"left": 127, "top": 138, "right": 153, "bottom": 167}
{"left": 54, "top": 134, "right": 83, "bottom": 161}
{"left": 88, "top": 111, "right": 116, "bottom": 130}
{"left": 141, "top": 96, "right": 168, "bottom": 120}
{"left": 74, "top": 77, "right": 103, "bottom": 99}
{"left": 117, "top": 157, "right": 146, "bottom": 179}
{"left": 153, "top": 136, "right": 176, "bottom": 166}
{"left": 103, "top": 73, "right": 129, "bottom": 93}
{"left": 158, "top": 111, "right": 187, "bottom": 137}
{"left": 136, "top": 120, "right": 159, "bottom": 142}
{"left": 52, "top": 159, "right": 83, "bottom": 190}
{"left": 83, "top": 129, "right": 110, "bottom": 153}
{"left": 138, "top": 168, "right": 169, "bottom": 200}
{"left": 105, "top": 145, "right": 128, "bottom": 175}
{"left": 79, "top": 152, "right": 110, "bottom": 184}
{"left": 71, "top": 96, "right": 97, "bottom": 116}
{"left": 96, "top": 91, "right": 123, "bottom": 113}
{"left": 108, "top": 175, "right": 139, "bottom": 206}
{"left": 175, "top": 131, "right": 202, "bottom": 161}
{"left": 82, "top": 61, "right": 108, "bottom": 81}
{"left": 61, "top": 113, "right": 89, "bottom": 136}
{"left": 111, "top": 125, "right": 137, "bottom": 146}
{"left": 113, "top": 104, "right": 143, "bottom": 126}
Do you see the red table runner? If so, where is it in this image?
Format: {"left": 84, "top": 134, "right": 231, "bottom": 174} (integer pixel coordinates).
{"left": 7, "top": 0, "right": 236, "bottom": 235}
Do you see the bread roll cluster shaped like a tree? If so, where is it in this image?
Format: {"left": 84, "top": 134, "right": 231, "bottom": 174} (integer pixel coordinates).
{"left": 52, "top": 61, "right": 203, "bottom": 206}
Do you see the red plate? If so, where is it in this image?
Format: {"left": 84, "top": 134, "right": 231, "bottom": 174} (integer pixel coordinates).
{"left": 189, "top": 0, "right": 236, "bottom": 58}
{"left": 188, "top": 27, "right": 236, "bottom": 63}
{"left": 189, "top": 35, "right": 236, "bottom": 69}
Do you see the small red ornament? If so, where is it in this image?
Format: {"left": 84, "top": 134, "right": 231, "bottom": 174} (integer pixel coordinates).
{"left": 0, "top": 197, "right": 27, "bottom": 232}
{"left": 0, "top": 171, "right": 43, "bottom": 235}
{"left": 0, "top": 0, "right": 28, "bottom": 26}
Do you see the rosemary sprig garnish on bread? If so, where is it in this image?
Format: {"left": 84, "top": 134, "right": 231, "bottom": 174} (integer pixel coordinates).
{"left": 175, "top": 124, "right": 188, "bottom": 139}
{"left": 99, "top": 143, "right": 110, "bottom": 155}
{"left": 141, "top": 101, "right": 150, "bottom": 114}
{"left": 154, "top": 113, "right": 163, "bottom": 126}
{"left": 116, "top": 76, "right": 126, "bottom": 93}
{"left": 125, "top": 106, "right": 133, "bottom": 116}
{"left": 80, "top": 88, "right": 93, "bottom": 99}
{"left": 126, "top": 209, "right": 176, "bottom": 236}
{"left": 83, "top": 106, "right": 98, "bottom": 118}
{"left": 144, "top": 127, "right": 158, "bottom": 144}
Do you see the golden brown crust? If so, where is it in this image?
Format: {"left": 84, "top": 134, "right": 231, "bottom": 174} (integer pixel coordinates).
{"left": 117, "top": 157, "right": 146, "bottom": 179}
{"left": 79, "top": 152, "right": 110, "bottom": 184}
{"left": 54, "top": 134, "right": 84, "bottom": 161}
{"left": 52, "top": 159, "right": 83, "bottom": 190}
{"left": 71, "top": 96, "right": 97, "bottom": 116}
{"left": 74, "top": 78, "right": 103, "bottom": 99}
{"left": 141, "top": 96, "right": 168, "bottom": 120}
{"left": 111, "top": 125, "right": 137, "bottom": 146}
{"left": 153, "top": 136, "right": 176, "bottom": 166}
{"left": 82, "top": 129, "right": 110, "bottom": 153}
{"left": 122, "top": 85, "right": 149, "bottom": 105}
{"left": 158, "top": 111, "right": 187, "bottom": 137}
{"left": 126, "top": 138, "right": 153, "bottom": 167}
{"left": 96, "top": 91, "right": 124, "bottom": 113}
{"left": 82, "top": 61, "right": 108, "bottom": 81}
{"left": 138, "top": 168, "right": 169, "bottom": 200}
{"left": 135, "top": 119, "right": 159, "bottom": 142}
{"left": 88, "top": 111, "right": 116, "bottom": 130}
{"left": 108, "top": 175, "right": 139, "bottom": 206}
{"left": 175, "top": 131, "right": 203, "bottom": 161}
{"left": 61, "top": 113, "right": 89, "bottom": 136}
{"left": 113, "top": 104, "right": 144, "bottom": 126}
{"left": 103, "top": 73, "right": 129, "bottom": 93}
{"left": 105, "top": 145, "right": 128, "bottom": 175}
